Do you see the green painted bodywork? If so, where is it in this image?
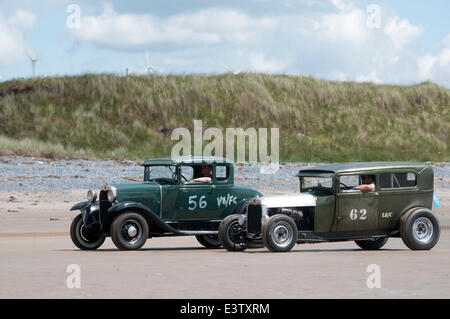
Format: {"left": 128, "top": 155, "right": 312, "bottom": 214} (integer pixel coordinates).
{"left": 299, "top": 162, "right": 434, "bottom": 234}
{"left": 112, "top": 157, "right": 261, "bottom": 226}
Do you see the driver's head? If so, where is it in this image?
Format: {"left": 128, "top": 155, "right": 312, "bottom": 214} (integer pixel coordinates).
{"left": 361, "top": 175, "right": 374, "bottom": 184}
{"left": 201, "top": 165, "right": 212, "bottom": 177}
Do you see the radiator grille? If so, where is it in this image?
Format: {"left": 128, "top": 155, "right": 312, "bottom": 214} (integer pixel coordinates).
{"left": 99, "top": 190, "right": 111, "bottom": 224}
{"left": 247, "top": 204, "right": 262, "bottom": 235}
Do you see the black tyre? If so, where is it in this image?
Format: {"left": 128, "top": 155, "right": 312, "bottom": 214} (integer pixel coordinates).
{"left": 400, "top": 208, "right": 440, "bottom": 250}
{"left": 196, "top": 234, "right": 222, "bottom": 248}
{"left": 355, "top": 237, "right": 389, "bottom": 250}
{"left": 70, "top": 214, "right": 106, "bottom": 250}
{"left": 110, "top": 212, "right": 149, "bottom": 250}
{"left": 218, "top": 214, "right": 248, "bottom": 252}
{"left": 248, "top": 239, "right": 265, "bottom": 249}
{"left": 263, "top": 215, "right": 298, "bottom": 252}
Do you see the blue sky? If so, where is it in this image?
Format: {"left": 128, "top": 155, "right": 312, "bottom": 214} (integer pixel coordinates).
{"left": 1, "top": 0, "right": 450, "bottom": 87}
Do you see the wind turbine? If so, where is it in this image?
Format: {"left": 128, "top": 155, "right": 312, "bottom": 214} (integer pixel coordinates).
{"left": 222, "top": 63, "right": 241, "bottom": 75}
{"left": 26, "top": 53, "right": 38, "bottom": 77}
{"left": 145, "top": 50, "right": 154, "bottom": 74}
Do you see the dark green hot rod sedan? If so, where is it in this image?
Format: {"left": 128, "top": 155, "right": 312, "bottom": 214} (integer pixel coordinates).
{"left": 70, "top": 156, "right": 261, "bottom": 250}
{"left": 218, "top": 162, "right": 440, "bottom": 252}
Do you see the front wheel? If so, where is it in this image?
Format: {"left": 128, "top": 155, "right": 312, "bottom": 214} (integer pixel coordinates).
{"left": 196, "top": 234, "right": 222, "bottom": 248}
{"left": 263, "top": 215, "right": 298, "bottom": 252}
{"left": 355, "top": 237, "right": 388, "bottom": 250}
{"left": 70, "top": 214, "right": 106, "bottom": 250}
{"left": 400, "top": 208, "right": 440, "bottom": 250}
{"left": 218, "top": 214, "right": 248, "bottom": 251}
{"left": 110, "top": 212, "right": 149, "bottom": 250}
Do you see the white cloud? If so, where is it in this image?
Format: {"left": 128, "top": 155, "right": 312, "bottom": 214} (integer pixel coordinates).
{"left": 384, "top": 17, "right": 424, "bottom": 50}
{"left": 440, "top": 48, "right": 450, "bottom": 66}
{"left": 65, "top": 1, "right": 436, "bottom": 86}
{"left": 330, "top": 0, "right": 356, "bottom": 13}
{"left": 70, "top": 5, "right": 277, "bottom": 46}
{"left": 356, "top": 70, "right": 380, "bottom": 83}
{"left": 318, "top": 9, "right": 368, "bottom": 43}
{"left": 0, "top": 10, "right": 36, "bottom": 66}
{"left": 10, "top": 10, "right": 37, "bottom": 30}
{"left": 418, "top": 55, "right": 436, "bottom": 80}
{"left": 250, "top": 53, "right": 288, "bottom": 73}
{"left": 297, "top": 1, "right": 368, "bottom": 44}
{"left": 417, "top": 36, "right": 450, "bottom": 85}
{"left": 442, "top": 34, "right": 450, "bottom": 48}
{"left": 1, "top": 0, "right": 445, "bottom": 87}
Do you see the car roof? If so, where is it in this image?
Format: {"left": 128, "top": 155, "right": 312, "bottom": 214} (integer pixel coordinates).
{"left": 297, "top": 162, "right": 430, "bottom": 175}
{"left": 142, "top": 156, "right": 234, "bottom": 166}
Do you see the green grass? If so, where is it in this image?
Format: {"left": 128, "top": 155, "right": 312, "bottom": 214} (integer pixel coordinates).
{"left": 0, "top": 73, "right": 449, "bottom": 162}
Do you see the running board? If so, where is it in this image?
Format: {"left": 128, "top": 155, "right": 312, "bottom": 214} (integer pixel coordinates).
{"left": 176, "top": 230, "right": 218, "bottom": 235}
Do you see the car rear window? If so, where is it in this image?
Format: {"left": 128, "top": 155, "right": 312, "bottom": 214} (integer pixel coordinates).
{"left": 379, "top": 172, "right": 416, "bottom": 188}
{"left": 216, "top": 165, "right": 230, "bottom": 182}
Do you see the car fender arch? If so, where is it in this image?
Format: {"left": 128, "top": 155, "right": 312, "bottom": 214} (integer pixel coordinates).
{"left": 70, "top": 201, "right": 95, "bottom": 226}
{"left": 105, "top": 201, "right": 176, "bottom": 235}
{"left": 232, "top": 199, "right": 249, "bottom": 215}
{"left": 70, "top": 201, "right": 90, "bottom": 212}
{"left": 394, "top": 206, "right": 429, "bottom": 231}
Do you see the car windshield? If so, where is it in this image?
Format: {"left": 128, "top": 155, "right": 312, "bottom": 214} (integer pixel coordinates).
{"left": 144, "top": 165, "right": 177, "bottom": 182}
{"left": 300, "top": 176, "right": 334, "bottom": 194}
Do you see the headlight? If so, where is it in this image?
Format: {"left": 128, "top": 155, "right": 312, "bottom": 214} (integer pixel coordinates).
{"left": 107, "top": 186, "right": 117, "bottom": 203}
{"left": 87, "top": 190, "right": 97, "bottom": 203}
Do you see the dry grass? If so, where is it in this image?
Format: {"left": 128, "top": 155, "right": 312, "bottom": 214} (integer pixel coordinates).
{"left": 0, "top": 74, "right": 449, "bottom": 161}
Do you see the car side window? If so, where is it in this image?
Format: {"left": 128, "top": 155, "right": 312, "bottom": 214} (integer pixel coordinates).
{"left": 340, "top": 174, "right": 375, "bottom": 192}
{"left": 180, "top": 165, "right": 194, "bottom": 183}
{"left": 215, "top": 165, "right": 229, "bottom": 182}
{"left": 183, "top": 165, "right": 213, "bottom": 183}
{"left": 339, "top": 175, "right": 360, "bottom": 191}
{"left": 380, "top": 172, "right": 416, "bottom": 188}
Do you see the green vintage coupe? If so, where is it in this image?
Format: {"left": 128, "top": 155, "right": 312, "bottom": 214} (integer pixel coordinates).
{"left": 70, "top": 156, "right": 261, "bottom": 250}
{"left": 218, "top": 162, "right": 441, "bottom": 252}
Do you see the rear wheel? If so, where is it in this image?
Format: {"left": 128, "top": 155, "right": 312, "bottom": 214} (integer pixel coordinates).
{"left": 196, "top": 234, "right": 221, "bottom": 248}
{"left": 355, "top": 237, "right": 388, "bottom": 250}
{"left": 111, "top": 212, "right": 149, "bottom": 250}
{"left": 263, "top": 215, "right": 298, "bottom": 252}
{"left": 218, "top": 214, "right": 248, "bottom": 251}
{"left": 400, "top": 208, "right": 440, "bottom": 250}
{"left": 70, "top": 214, "right": 106, "bottom": 250}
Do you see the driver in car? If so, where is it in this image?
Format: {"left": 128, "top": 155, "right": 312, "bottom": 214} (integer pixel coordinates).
{"left": 190, "top": 165, "right": 212, "bottom": 183}
{"left": 354, "top": 174, "right": 375, "bottom": 191}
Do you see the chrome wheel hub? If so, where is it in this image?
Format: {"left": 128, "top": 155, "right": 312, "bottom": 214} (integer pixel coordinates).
{"left": 413, "top": 217, "right": 433, "bottom": 243}
{"left": 121, "top": 220, "right": 142, "bottom": 244}
{"left": 272, "top": 223, "right": 293, "bottom": 247}
{"left": 127, "top": 225, "right": 138, "bottom": 237}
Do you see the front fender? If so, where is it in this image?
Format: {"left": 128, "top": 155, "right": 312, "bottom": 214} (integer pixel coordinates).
{"left": 70, "top": 201, "right": 91, "bottom": 224}
{"left": 70, "top": 201, "right": 90, "bottom": 212}
{"left": 70, "top": 201, "right": 101, "bottom": 232}
{"left": 105, "top": 201, "right": 176, "bottom": 235}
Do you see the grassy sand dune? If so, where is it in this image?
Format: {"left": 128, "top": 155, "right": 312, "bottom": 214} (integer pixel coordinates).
{"left": 0, "top": 73, "right": 449, "bottom": 161}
